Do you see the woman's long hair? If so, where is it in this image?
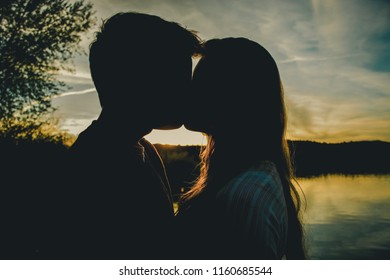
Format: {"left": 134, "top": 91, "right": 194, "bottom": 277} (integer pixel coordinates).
{"left": 181, "top": 38, "right": 306, "bottom": 259}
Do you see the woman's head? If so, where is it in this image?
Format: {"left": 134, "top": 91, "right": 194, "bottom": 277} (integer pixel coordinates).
{"left": 183, "top": 38, "right": 306, "bottom": 259}
{"left": 186, "top": 37, "right": 285, "bottom": 150}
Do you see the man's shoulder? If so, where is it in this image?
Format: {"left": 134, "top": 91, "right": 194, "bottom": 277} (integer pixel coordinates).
{"left": 139, "top": 138, "right": 157, "bottom": 153}
{"left": 140, "top": 138, "right": 164, "bottom": 168}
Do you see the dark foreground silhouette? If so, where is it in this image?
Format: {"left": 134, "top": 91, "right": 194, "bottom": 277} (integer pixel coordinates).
{"left": 0, "top": 137, "right": 389, "bottom": 259}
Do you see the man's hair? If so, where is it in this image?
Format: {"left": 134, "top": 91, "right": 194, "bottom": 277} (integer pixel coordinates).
{"left": 89, "top": 12, "right": 202, "bottom": 106}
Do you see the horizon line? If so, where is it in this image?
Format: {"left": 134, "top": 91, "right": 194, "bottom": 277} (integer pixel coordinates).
{"left": 151, "top": 139, "right": 390, "bottom": 146}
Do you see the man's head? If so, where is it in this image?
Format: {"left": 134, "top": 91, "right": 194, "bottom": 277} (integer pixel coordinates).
{"left": 89, "top": 12, "right": 201, "bottom": 130}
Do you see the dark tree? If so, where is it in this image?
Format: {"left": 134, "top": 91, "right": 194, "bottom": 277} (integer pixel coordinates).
{"left": 0, "top": 0, "right": 95, "bottom": 124}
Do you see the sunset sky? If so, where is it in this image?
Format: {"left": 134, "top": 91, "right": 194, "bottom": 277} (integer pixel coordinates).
{"left": 53, "top": 0, "right": 390, "bottom": 145}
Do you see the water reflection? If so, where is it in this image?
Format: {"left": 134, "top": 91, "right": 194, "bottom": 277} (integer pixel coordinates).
{"left": 299, "top": 175, "right": 390, "bottom": 259}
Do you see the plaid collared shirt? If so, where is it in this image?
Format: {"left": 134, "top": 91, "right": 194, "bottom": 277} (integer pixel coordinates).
{"left": 216, "top": 161, "right": 288, "bottom": 259}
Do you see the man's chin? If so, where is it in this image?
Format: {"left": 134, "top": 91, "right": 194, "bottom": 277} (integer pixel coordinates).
{"left": 183, "top": 123, "right": 202, "bottom": 133}
{"left": 154, "top": 123, "right": 183, "bottom": 130}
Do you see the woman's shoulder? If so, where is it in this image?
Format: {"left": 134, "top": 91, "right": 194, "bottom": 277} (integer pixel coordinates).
{"left": 217, "top": 160, "right": 283, "bottom": 198}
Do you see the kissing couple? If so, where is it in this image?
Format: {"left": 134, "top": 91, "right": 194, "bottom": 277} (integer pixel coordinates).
{"left": 64, "top": 12, "right": 305, "bottom": 260}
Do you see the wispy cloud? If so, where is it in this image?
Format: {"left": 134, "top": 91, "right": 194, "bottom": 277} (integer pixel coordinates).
{"left": 279, "top": 53, "right": 366, "bottom": 64}
{"left": 55, "top": 88, "right": 96, "bottom": 98}
{"left": 58, "top": 70, "right": 92, "bottom": 81}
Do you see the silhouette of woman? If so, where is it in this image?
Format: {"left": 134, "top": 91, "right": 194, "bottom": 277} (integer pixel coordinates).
{"left": 178, "top": 38, "right": 306, "bottom": 259}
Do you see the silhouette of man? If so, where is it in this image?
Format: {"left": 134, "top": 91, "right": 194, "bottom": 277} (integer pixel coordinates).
{"left": 63, "top": 12, "right": 201, "bottom": 259}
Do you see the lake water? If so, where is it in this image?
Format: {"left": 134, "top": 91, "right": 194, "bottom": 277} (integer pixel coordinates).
{"left": 299, "top": 174, "right": 390, "bottom": 259}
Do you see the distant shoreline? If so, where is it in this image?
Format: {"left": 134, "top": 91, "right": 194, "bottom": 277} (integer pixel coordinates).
{"left": 155, "top": 140, "right": 390, "bottom": 193}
